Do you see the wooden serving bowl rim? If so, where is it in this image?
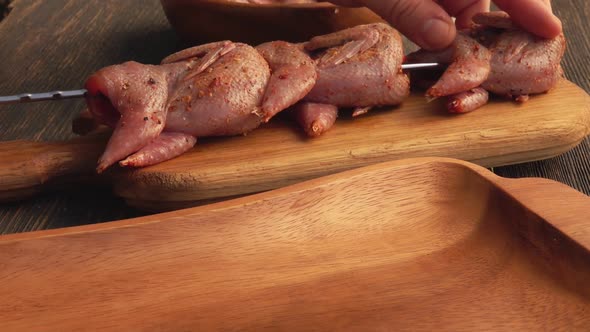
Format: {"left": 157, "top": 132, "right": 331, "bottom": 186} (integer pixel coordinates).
{"left": 161, "top": 0, "right": 341, "bottom": 10}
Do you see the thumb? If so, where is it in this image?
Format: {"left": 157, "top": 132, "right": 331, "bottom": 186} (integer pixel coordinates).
{"left": 355, "top": 0, "right": 456, "bottom": 50}
{"left": 493, "top": 0, "right": 562, "bottom": 39}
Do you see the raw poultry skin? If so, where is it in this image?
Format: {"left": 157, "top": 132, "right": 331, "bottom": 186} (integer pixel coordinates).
{"left": 84, "top": 41, "right": 316, "bottom": 172}
{"left": 81, "top": 14, "right": 565, "bottom": 171}
{"left": 406, "top": 11, "right": 566, "bottom": 113}
{"left": 82, "top": 23, "right": 409, "bottom": 171}
{"left": 294, "top": 23, "right": 410, "bottom": 136}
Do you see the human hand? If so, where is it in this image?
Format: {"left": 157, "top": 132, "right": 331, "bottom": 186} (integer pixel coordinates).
{"left": 326, "top": 0, "right": 562, "bottom": 50}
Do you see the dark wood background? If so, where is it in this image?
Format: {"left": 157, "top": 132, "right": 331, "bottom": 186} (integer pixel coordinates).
{"left": 0, "top": 0, "right": 588, "bottom": 234}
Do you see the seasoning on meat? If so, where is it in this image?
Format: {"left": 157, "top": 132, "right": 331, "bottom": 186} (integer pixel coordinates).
{"left": 406, "top": 11, "right": 566, "bottom": 114}
{"left": 80, "top": 23, "right": 409, "bottom": 171}
{"left": 78, "top": 14, "right": 565, "bottom": 171}
{"left": 85, "top": 41, "right": 288, "bottom": 173}
{"left": 297, "top": 23, "right": 410, "bottom": 135}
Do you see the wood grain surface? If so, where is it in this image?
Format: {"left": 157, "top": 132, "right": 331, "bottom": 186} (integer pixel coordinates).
{"left": 0, "top": 0, "right": 589, "bottom": 234}
{"left": 0, "top": 157, "right": 589, "bottom": 330}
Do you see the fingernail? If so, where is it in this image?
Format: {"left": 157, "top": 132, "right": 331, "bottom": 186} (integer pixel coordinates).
{"left": 422, "top": 17, "right": 454, "bottom": 50}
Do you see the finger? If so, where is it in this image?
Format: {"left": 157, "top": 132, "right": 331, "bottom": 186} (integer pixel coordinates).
{"left": 359, "top": 0, "right": 456, "bottom": 50}
{"left": 437, "top": 0, "right": 491, "bottom": 29}
{"left": 493, "top": 0, "right": 562, "bottom": 38}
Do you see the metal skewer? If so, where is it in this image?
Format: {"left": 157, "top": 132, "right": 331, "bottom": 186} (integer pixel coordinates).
{"left": 0, "top": 89, "right": 89, "bottom": 105}
{"left": 400, "top": 62, "right": 439, "bottom": 70}
{"left": 0, "top": 63, "right": 440, "bottom": 106}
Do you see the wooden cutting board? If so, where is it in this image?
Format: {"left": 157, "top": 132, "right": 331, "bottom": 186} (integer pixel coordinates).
{"left": 1, "top": 157, "right": 589, "bottom": 331}
{"left": 1, "top": 79, "right": 589, "bottom": 211}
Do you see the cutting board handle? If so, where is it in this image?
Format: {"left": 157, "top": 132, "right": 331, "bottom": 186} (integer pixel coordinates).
{"left": 0, "top": 133, "right": 107, "bottom": 202}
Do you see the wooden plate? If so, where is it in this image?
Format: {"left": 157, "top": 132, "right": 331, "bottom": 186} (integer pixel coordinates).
{"left": 0, "top": 157, "right": 589, "bottom": 330}
{"left": 0, "top": 79, "right": 589, "bottom": 210}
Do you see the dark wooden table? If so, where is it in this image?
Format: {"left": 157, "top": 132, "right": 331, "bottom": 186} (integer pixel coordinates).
{"left": 0, "top": 0, "right": 588, "bottom": 234}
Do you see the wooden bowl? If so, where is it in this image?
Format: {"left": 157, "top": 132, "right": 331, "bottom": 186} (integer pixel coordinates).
{"left": 1, "top": 157, "right": 589, "bottom": 330}
{"left": 159, "top": 0, "right": 385, "bottom": 45}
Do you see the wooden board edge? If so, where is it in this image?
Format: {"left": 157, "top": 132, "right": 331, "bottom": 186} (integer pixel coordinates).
{"left": 118, "top": 135, "right": 588, "bottom": 212}
{"left": 2, "top": 157, "right": 589, "bottom": 247}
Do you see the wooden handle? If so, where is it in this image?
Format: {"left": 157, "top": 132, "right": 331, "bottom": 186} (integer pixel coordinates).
{"left": 0, "top": 133, "right": 108, "bottom": 202}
